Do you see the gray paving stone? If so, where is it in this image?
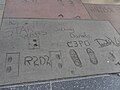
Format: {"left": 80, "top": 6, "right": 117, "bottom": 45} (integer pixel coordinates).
{"left": 0, "top": 83, "right": 50, "bottom": 90}
{"left": 52, "top": 76, "right": 120, "bottom": 90}
{"left": 1, "top": 75, "right": 120, "bottom": 90}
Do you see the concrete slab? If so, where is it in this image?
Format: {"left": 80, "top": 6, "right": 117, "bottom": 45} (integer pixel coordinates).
{"left": 0, "top": 5, "right": 3, "bottom": 18}
{"left": 0, "top": 4, "right": 4, "bottom": 24}
{"left": 0, "top": 19, "right": 120, "bottom": 85}
{"left": 0, "top": 0, "right": 6, "bottom": 4}
{"left": 84, "top": 4, "right": 120, "bottom": 34}
{"left": 4, "top": 0, "right": 90, "bottom": 19}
